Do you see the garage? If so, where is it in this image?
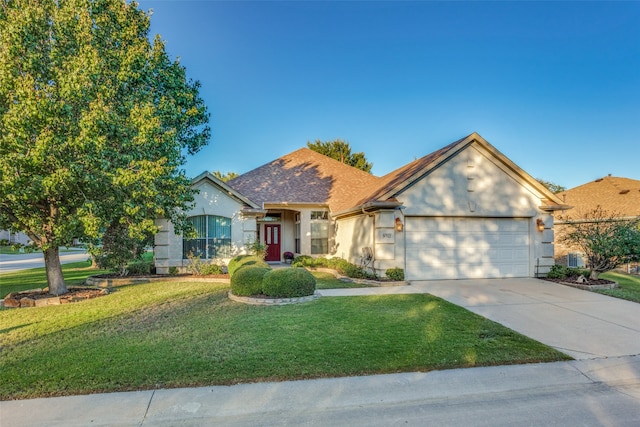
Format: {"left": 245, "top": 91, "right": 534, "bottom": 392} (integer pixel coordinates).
{"left": 405, "top": 217, "right": 530, "bottom": 280}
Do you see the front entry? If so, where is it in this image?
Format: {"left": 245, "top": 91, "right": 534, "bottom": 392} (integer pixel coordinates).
{"left": 264, "top": 224, "right": 281, "bottom": 262}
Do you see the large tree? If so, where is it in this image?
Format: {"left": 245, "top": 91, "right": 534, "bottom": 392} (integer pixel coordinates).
{"left": 536, "top": 178, "right": 566, "bottom": 194}
{"left": 0, "top": 0, "right": 210, "bottom": 295}
{"left": 558, "top": 207, "right": 640, "bottom": 279}
{"left": 307, "top": 139, "right": 373, "bottom": 173}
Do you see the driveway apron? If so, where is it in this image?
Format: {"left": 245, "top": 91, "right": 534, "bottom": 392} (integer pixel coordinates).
{"left": 320, "top": 278, "right": 640, "bottom": 360}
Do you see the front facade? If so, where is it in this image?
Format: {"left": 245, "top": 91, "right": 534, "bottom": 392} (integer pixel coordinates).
{"left": 156, "top": 133, "right": 568, "bottom": 279}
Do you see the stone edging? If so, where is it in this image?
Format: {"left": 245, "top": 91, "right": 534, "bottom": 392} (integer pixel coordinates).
{"left": 554, "top": 280, "right": 619, "bottom": 291}
{"left": 228, "top": 291, "right": 320, "bottom": 306}
{"left": 311, "top": 267, "right": 407, "bottom": 286}
{"left": 86, "top": 275, "right": 230, "bottom": 287}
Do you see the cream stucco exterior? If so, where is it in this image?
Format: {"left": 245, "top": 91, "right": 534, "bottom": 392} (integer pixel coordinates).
{"left": 154, "top": 175, "right": 259, "bottom": 274}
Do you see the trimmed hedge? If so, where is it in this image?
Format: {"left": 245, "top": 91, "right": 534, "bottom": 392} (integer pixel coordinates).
{"left": 230, "top": 266, "right": 271, "bottom": 296}
{"left": 228, "top": 255, "right": 269, "bottom": 277}
{"left": 262, "top": 268, "right": 316, "bottom": 298}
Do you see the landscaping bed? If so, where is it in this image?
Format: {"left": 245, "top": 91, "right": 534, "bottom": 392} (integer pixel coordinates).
{"left": 542, "top": 277, "right": 618, "bottom": 290}
{"left": 3, "top": 287, "right": 109, "bottom": 308}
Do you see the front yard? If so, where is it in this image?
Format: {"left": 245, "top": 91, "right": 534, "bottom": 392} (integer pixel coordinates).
{"left": 0, "top": 277, "right": 569, "bottom": 400}
{"left": 598, "top": 271, "right": 640, "bottom": 303}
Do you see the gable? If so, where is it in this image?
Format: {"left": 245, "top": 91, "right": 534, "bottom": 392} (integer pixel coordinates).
{"left": 399, "top": 143, "right": 548, "bottom": 217}
{"left": 188, "top": 179, "right": 247, "bottom": 219}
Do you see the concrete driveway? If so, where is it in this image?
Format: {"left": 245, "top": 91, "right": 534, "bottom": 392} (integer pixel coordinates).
{"left": 319, "top": 278, "right": 640, "bottom": 360}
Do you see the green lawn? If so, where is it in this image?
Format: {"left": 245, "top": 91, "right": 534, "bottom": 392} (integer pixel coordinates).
{"left": 598, "top": 271, "right": 640, "bottom": 303}
{"left": 0, "top": 261, "right": 109, "bottom": 298}
{"left": 312, "top": 271, "right": 369, "bottom": 289}
{"left": 0, "top": 279, "right": 570, "bottom": 400}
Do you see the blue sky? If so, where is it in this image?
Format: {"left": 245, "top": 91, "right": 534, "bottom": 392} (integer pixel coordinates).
{"left": 138, "top": 1, "right": 639, "bottom": 190}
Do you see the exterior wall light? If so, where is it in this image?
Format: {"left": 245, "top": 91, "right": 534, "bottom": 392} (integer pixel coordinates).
{"left": 395, "top": 217, "right": 404, "bottom": 232}
{"left": 536, "top": 218, "right": 545, "bottom": 232}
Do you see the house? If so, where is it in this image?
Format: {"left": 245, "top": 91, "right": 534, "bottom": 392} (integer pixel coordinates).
{"left": 554, "top": 175, "right": 640, "bottom": 268}
{"left": 0, "top": 230, "right": 30, "bottom": 246}
{"left": 154, "top": 132, "right": 568, "bottom": 280}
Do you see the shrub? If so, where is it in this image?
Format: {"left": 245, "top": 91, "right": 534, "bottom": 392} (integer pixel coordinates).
{"left": 230, "top": 266, "right": 271, "bottom": 296}
{"left": 546, "top": 264, "right": 568, "bottom": 279}
{"left": 0, "top": 239, "right": 9, "bottom": 246}
{"left": 168, "top": 267, "right": 179, "bottom": 275}
{"left": 126, "top": 261, "right": 152, "bottom": 275}
{"left": 262, "top": 268, "right": 316, "bottom": 298}
{"left": 200, "top": 263, "right": 223, "bottom": 275}
{"left": 386, "top": 268, "right": 405, "bottom": 281}
{"left": 228, "top": 255, "right": 270, "bottom": 277}
{"left": 292, "top": 255, "right": 314, "bottom": 267}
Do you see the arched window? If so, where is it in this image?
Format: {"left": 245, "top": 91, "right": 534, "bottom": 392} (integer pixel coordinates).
{"left": 183, "top": 215, "right": 231, "bottom": 259}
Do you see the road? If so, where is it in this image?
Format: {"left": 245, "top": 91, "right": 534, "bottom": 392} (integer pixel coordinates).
{"left": 0, "top": 249, "right": 89, "bottom": 274}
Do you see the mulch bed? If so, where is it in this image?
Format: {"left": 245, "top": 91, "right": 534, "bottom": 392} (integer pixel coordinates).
{"left": 542, "top": 277, "right": 618, "bottom": 290}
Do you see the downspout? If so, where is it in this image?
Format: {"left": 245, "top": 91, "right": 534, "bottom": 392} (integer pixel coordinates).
{"left": 362, "top": 207, "right": 375, "bottom": 273}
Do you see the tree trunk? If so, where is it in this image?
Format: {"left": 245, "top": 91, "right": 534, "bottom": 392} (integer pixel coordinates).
{"left": 589, "top": 270, "right": 600, "bottom": 280}
{"left": 44, "top": 246, "right": 68, "bottom": 295}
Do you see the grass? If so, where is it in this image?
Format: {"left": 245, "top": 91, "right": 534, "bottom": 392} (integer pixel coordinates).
{"left": 312, "top": 271, "right": 369, "bottom": 289}
{"left": 0, "top": 261, "right": 109, "bottom": 298}
{"left": 597, "top": 272, "right": 640, "bottom": 303}
{"left": 0, "top": 279, "right": 570, "bottom": 400}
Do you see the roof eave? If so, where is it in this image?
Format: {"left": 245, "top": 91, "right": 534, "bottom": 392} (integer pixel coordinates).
{"left": 332, "top": 200, "right": 403, "bottom": 219}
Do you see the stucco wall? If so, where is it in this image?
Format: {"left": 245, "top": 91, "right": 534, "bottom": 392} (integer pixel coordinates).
{"left": 393, "top": 143, "right": 555, "bottom": 277}
{"left": 154, "top": 180, "right": 256, "bottom": 274}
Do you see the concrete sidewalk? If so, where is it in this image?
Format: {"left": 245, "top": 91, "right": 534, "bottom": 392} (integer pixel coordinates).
{"left": 2, "top": 356, "right": 639, "bottom": 426}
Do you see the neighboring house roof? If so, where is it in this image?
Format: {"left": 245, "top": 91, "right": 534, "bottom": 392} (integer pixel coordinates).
{"left": 556, "top": 176, "right": 640, "bottom": 219}
{"left": 226, "top": 148, "right": 381, "bottom": 212}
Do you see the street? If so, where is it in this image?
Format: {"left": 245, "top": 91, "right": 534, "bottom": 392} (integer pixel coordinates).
{"left": 0, "top": 249, "right": 89, "bottom": 274}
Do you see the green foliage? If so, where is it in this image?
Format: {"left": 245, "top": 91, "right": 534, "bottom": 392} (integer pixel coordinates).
{"left": 168, "top": 266, "right": 179, "bottom": 275}
{"left": 292, "top": 255, "right": 314, "bottom": 267}
{"left": 185, "top": 252, "right": 222, "bottom": 275}
{"left": 385, "top": 268, "right": 405, "bottom": 281}
{"left": 262, "top": 268, "right": 316, "bottom": 298}
{"left": 211, "top": 170, "right": 239, "bottom": 182}
{"left": 228, "top": 255, "right": 269, "bottom": 277}
{"left": 291, "top": 256, "right": 376, "bottom": 279}
{"left": 307, "top": 139, "right": 373, "bottom": 173}
{"left": 559, "top": 207, "right": 640, "bottom": 279}
{"left": 0, "top": 0, "right": 210, "bottom": 294}
{"left": 0, "top": 239, "right": 9, "bottom": 246}
{"left": 547, "top": 264, "right": 591, "bottom": 279}
{"left": 91, "top": 223, "right": 148, "bottom": 276}
{"left": 126, "top": 261, "right": 152, "bottom": 276}
{"left": 246, "top": 240, "right": 267, "bottom": 260}
{"left": 546, "top": 264, "right": 568, "bottom": 279}
{"left": 230, "top": 266, "right": 271, "bottom": 296}
{"left": 536, "top": 178, "right": 566, "bottom": 194}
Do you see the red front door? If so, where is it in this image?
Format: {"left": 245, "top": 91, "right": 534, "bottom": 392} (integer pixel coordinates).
{"left": 264, "top": 224, "right": 281, "bottom": 262}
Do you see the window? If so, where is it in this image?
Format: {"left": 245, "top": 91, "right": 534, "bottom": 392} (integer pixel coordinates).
{"left": 294, "top": 213, "right": 301, "bottom": 253}
{"left": 183, "top": 215, "right": 231, "bottom": 259}
{"left": 568, "top": 253, "right": 585, "bottom": 268}
{"left": 310, "top": 211, "right": 329, "bottom": 254}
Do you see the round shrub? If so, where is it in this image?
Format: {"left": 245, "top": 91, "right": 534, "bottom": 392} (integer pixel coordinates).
{"left": 262, "top": 268, "right": 316, "bottom": 298}
{"left": 385, "top": 267, "right": 404, "bottom": 281}
{"left": 230, "top": 266, "right": 271, "bottom": 296}
{"left": 228, "top": 255, "right": 269, "bottom": 277}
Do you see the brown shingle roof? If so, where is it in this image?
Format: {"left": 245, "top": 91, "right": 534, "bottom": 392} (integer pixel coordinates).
{"left": 226, "top": 148, "right": 381, "bottom": 212}
{"left": 556, "top": 176, "right": 640, "bottom": 219}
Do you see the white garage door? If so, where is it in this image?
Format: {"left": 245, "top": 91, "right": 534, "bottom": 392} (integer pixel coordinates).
{"left": 405, "top": 218, "right": 530, "bottom": 280}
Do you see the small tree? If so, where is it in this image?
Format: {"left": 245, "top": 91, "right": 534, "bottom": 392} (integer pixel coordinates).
{"left": 307, "top": 139, "right": 373, "bottom": 173}
{"left": 559, "top": 207, "right": 640, "bottom": 279}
